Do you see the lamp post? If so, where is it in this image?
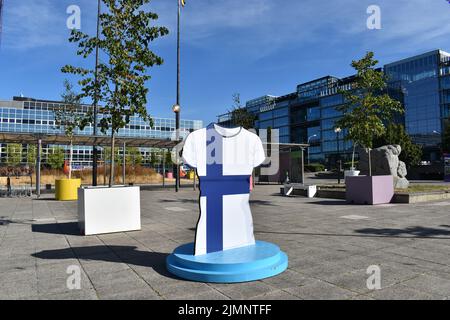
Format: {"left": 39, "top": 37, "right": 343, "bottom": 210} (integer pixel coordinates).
{"left": 92, "top": 0, "right": 101, "bottom": 186}
{"left": 334, "top": 127, "right": 342, "bottom": 184}
{"left": 307, "top": 134, "right": 318, "bottom": 165}
{"left": 173, "top": 104, "right": 181, "bottom": 192}
{"left": 174, "top": 0, "right": 182, "bottom": 192}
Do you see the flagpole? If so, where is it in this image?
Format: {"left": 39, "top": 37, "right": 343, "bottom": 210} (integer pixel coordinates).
{"left": 92, "top": 0, "right": 101, "bottom": 186}
{"left": 175, "top": 0, "right": 181, "bottom": 192}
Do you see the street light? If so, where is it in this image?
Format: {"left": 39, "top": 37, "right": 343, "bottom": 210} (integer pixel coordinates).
{"left": 334, "top": 127, "right": 342, "bottom": 184}
{"left": 174, "top": 0, "right": 182, "bottom": 192}
{"left": 307, "top": 134, "right": 318, "bottom": 165}
{"left": 173, "top": 104, "right": 181, "bottom": 192}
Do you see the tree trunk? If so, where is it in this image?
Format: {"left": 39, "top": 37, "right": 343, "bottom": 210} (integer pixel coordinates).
{"left": 351, "top": 144, "right": 356, "bottom": 169}
{"left": 69, "top": 140, "right": 73, "bottom": 179}
{"left": 368, "top": 148, "right": 372, "bottom": 176}
{"left": 109, "top": 130, "right": 115, "bottom": 187}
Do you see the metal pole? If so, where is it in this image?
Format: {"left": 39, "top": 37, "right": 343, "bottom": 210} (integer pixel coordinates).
{"left": 301, "top": 147, "right": 305, "bottom": 185}
{"left": 92, "top": 0, "right": 101, "bottom": 186}
{"left": 193, "top": 169, "right": 196, "bottom": 191}
{"left": 162, "top": 149, "right": 166, "bottom": 187}
{"left": 36, "top": 139, "right": 41, "bottom": 198}
{"left": 175, "top": 0, "right": 181, "bottom": 192}
{"left": 336, "top": 132, "right": 340, "bottom": 184}
{"left": 122, "top": 142, "right": 126, "bottom": 185}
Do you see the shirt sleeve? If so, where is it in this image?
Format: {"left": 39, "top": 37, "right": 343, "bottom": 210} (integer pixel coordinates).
{"left": 253, "top": 134, "right": 266, "bottom": 167}
{"left": 182, "top": 132, "right": 197, "bottom": 168}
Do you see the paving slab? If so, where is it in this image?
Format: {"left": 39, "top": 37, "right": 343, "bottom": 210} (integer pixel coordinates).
{"left": 1, "top": 186, "right": 450, "bottom": 299}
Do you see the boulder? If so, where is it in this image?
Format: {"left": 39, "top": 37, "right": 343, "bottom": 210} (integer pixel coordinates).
{"left": 358, "top": 145, "right": 409, "bottom": 189}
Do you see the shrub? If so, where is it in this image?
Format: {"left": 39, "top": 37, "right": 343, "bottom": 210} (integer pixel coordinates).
{"left": 344, "top": 161, "right": 359, "bottom": 170}
{"left": 304, "top": 163, "right": 325, "bottom": 172}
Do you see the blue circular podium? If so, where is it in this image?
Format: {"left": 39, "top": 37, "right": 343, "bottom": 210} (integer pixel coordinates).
{"left": 166, "top": 241, "right": 288, "bottom": 283}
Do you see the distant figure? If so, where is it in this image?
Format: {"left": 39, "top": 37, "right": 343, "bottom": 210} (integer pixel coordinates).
{"left": 6, "top": 176, "right": 11, "bottom": 197}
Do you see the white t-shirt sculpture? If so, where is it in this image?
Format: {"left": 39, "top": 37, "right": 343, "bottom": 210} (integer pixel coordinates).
{"left": 182, "top": 123, "right": 266, "bottom": 256}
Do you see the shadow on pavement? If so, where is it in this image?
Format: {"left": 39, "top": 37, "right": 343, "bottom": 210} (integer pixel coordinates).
{"left": 32, "top": 222, "right": 82, "bottom": 236}
{"left": 355, "top": 226, "right": 450, "bottom": 238}
{"left": 306, "top": 200, "right": 348, "bottom": 206}
{"left": 255, "top": 229, "right": 450, "bottom": 239}
{"left": 159, "top": 198, "right": 198, "bottom": 204}
{"left": 32, "top": 245, "right": 175, "bottom": 279}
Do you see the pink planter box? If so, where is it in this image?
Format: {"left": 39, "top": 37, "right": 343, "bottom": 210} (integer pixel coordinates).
{"left": 346, "top": 175, "right": 394, "bottom": 205}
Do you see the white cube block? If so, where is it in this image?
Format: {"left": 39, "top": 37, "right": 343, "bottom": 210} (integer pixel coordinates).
{"left": 78, "top": 186, "right": 141, "bottom": 235}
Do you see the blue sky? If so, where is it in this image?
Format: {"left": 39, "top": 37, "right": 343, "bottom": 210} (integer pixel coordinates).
{"left": 0, "top": 0, "right": 449, "bottom": 124}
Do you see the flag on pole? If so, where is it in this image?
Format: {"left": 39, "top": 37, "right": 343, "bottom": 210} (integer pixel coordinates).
{"left": 181, "top": 0, "right": 186, "bottom": 7}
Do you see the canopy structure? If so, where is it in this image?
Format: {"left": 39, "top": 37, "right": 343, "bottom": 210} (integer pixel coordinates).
{"left": 0, "top": 131, "right": 181, "bottom": 197}
{"left": 0, "top": 132, "right": 179, "bottom": 149}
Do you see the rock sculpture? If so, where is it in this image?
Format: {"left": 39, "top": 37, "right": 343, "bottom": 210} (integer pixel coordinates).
{"left": 358, "top": 145, "right": 409, "bottom": 189}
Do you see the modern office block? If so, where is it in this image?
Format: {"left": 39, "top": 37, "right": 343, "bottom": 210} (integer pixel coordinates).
{"left": 218, "top": 49, "right": 450, "bottom": 166}
{"left": 0, "top": 97, "right": 203, "bottom": 167}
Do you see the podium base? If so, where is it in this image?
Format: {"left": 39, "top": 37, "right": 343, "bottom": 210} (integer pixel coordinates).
{"left": 166, "top": 241, "right": 288, "bottom": 283}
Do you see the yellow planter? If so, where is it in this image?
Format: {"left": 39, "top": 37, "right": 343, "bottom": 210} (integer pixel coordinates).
{"left": 55, "top": 179, "right": 81, "bottom": 201}
{"left": 188, "top": 171, "right": 195, "bottom": 180}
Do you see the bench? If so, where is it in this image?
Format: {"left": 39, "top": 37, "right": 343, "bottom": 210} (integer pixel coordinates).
{"left": 280, "top": 183, "right": 317, "bottom": 198}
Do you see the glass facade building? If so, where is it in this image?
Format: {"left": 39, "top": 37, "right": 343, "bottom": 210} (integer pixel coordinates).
{"left": 218, "top": 50, "right": 450, "bottom": 166}
{"left": 0, "top": 97, "right": 203, "bottom": 166}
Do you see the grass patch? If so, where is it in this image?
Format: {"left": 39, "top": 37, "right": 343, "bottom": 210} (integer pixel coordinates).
{"left": 396, "top": 184, "right": 450, "bottom": 193}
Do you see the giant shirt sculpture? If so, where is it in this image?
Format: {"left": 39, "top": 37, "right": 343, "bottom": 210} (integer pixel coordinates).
{"left": 166, "top": 123, "right": 288, "bottom": 283}
{"left": 182, "top": 123, "right": 265, "bottom": 255}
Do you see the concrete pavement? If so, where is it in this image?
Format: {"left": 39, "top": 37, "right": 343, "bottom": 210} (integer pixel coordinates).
{"left": 1, "top": 185, "right": 450, "bottom": 299}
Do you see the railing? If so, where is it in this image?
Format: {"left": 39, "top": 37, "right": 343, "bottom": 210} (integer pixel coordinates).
{"left": 0, "top": 185, "right": 33, "bottom": 197}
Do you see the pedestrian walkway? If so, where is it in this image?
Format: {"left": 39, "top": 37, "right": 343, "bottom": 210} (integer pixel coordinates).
{"left": 1, "top": 185, "right": 450, "bottom": 299}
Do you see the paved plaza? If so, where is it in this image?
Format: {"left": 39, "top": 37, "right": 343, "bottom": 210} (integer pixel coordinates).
{"left": 1, "top": 185, "right": 450, "bottom": 300}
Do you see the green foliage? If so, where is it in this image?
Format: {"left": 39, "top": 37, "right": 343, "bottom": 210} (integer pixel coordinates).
{"left": 373, "top": 123, "right": 422, "bottom": 168}
{"left": 6, "top": 144, "right": 22, "bottom": 166}
{"left": 443, "top": 120, "right": 450, "bottom": 153}
{"left": 47, "top": 147, "right": 65, "bottom": 169}
{"left": 103, "top": 147, "right": 121, "bottom": 163}
{"left": 304, "top": 163, "right": 325, "bottom": 172}
{"left": 26, "top": 145, "right": 37, "bottom": 166}
{"left": 230, "top": 93, "right": 257, "bottom": 129}
{"left": 61, "top": 0, "right": 168, "bottom": 136}
{"left": 56, "top": 80, "right": 87, "bottom": 139}
{"left": 335, "top": 52, "right": 404, "bottom": 149}
{"left": 344, "top": 161, "right": 359, "bottom": 170}
{"left": 125, "top": 147, "right": 142, "bottom": 166}
{"left": 165, "top": 151, "right": 173, "bottom": 166}
{"left": 150, "top": 151, "right": 158, "bottom": 167}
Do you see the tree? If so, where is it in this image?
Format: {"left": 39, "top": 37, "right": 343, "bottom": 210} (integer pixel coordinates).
{"left": 47, "top": 147, "right": 65, "bottom": 170}
{"left": 335, "top": 52, "right": 404, "bottom": 175}
{"left": 229, "top": 93, "right": 257, "bottom": 129}
{"left": 56, "top": 80, "right": 86, "bottom": 179}
{"left": 150, "top": 151, "right": 158, "bottom": 167}
{"left": 62, "top": 0, "right": 169, "bottom": 187}
{"left": 126, "top": 147, "right": 142, "bottom": 166}
{"left": 26, "top": 145, "right": 37, "bottom": 166}
{"left": 165, "top": 151, "right": 173, "bottom": 167}
{"left": 103, "top": 146, "right": 121, "bottom": 164}
{"left": 6, "top": 144, "right": 22, "bottom": 166}
{"left": 373, "top": 123, "right": 422, "bottom": 168}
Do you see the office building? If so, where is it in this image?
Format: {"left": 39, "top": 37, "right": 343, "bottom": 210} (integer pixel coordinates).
{"left": 218, "top": 49, "right": 450, "bottom": 166}
{"left": 0, "top": 96, "right": 203, "bottom": 167}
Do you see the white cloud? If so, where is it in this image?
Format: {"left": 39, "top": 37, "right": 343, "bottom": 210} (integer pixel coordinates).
{"left": 2, "top": 0, "right": 65, "bottom": 50}
{"left": 2, "top": 0, "right": 449, "bottom": 58}
{"left": 151, "top": 0, "right": 450, "bottom": 59}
